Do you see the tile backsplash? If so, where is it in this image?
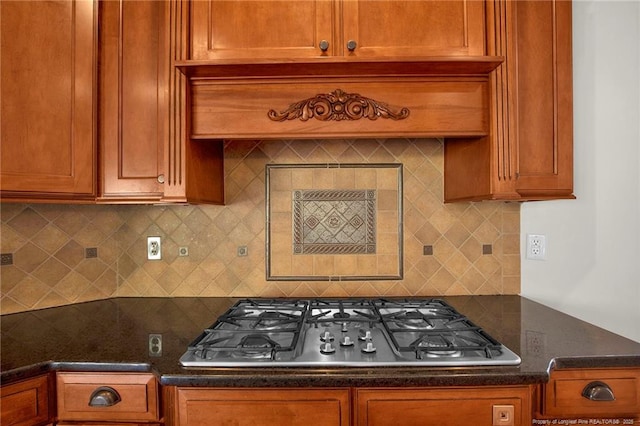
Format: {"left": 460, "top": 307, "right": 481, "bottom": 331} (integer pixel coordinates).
{"left": 0, "top": 138, "right": 520, "bottom": 315}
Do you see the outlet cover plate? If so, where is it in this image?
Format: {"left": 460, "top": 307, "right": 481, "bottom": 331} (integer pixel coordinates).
{"left": 526, "top": 234, "right": 546, "bottom": 260}
{"left": 147, "top": 236, "right": 162, "bottom": 260}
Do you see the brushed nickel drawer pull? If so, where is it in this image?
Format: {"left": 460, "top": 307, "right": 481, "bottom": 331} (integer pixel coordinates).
{"left": 581, "top": 381, "right": 615, "bottom": 401}
{"left": 88, "top": 386, "right": 122, "bottom": 407}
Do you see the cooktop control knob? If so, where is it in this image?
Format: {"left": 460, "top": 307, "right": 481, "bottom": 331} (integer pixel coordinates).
{"left": 320, "top": 342, "right": 336, "bottom": 354}
{"left": 320, "top": 330, "right": 334, "bottom": 342}
{"left": 341, "top": 322, "right": 348, "bottom": 332}
{"left": 340, "top": 336, "right": 354, "bottom": 346}
{"left": 358, "top": 329, "right": 372, "bottom": 340}
{"left": 361, "top": 341, "right": 377, "bottom": 353}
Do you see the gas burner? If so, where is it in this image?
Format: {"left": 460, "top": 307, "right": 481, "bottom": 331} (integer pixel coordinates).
{"left": 412, "top": 335, "right": 464, "bottom": 359}
{"left": 386, "top": 310, "right": 436, "bottom": 329}
{"left": 251, "top": 311, "right": 301, "bottom": 330}
{"left": 230, "top": 334, "right": 282, "bottom": 360}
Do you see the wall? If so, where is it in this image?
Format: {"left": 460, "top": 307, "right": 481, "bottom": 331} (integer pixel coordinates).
{"left": 1, "top": 138, "right": 520, "bottom": 315}
{"left": 521, "top": 1, "right": 640, "bottom": 343}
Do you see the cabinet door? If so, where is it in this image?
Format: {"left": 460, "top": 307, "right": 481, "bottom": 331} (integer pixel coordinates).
{"left": 99, "top": 0, "right": 167, "bottom": 202}
{"left": 355, "top": 386, "right": 533, "bottom": 426}
{"left": 190, "top": 0, "right": 335, "bottom": 60}
{"left": 0, "top": 0, "right": 96, "bottom": 200}
{"left": 512, "top": 0, "right": 573, "bottom": 199}
{"left": 175, "top": 388, "right": 350, "bottom": 426}
{"left": 443, "top": 0, "right": 573, "bottom": 202}
{"left": 0, "top": 375, "right": 52, "bottom": 426}
{"left": 342, "top": 0, "right": 486, "bottom": 58}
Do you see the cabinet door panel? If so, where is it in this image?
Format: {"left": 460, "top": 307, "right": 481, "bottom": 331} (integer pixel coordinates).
{"left": 176, "top": 388, "right": 350, "bottom": 426}
{"left": 514, "top": 0, "right": 573, "bottom": 198}
{"left": 99, "top": 0, "right": 166, "bottom": 201}
{"left": 0, "top": 375, "right": 51, "bottom": 426}
{"left": 343, "top": 0, "right": 486, "bottom": 57}
{"left": 356, "top": 387, "right": 532, "bottom": 426}
{"left": 0, "top": 0, "right": 96, "bottom": 199}
{"left": 190, "top": 0, "right": 335, "bottom": 60}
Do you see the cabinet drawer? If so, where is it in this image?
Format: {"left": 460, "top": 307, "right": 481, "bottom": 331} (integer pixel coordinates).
{"left": 57, "top": 373, "right": 159, "bottom": 422}
{"left": 0, "top": 374, "right": 51, "bottom": 426}
{"left": 544, "top": 368, "right": 640, "bottom": 417}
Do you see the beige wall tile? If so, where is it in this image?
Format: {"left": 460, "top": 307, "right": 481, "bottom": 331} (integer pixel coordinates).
{"left": 0, "top": 138, "right": 521, "bottom": 314}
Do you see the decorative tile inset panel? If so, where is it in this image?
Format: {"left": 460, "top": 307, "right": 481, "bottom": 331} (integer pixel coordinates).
{"left": 266, "top": 164, "right": 403, "bottom": 281}
{"left": 293, "top": 190, "right": 376, "bottom": 255}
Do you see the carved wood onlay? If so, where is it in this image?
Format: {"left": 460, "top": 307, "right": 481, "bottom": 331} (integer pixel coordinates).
{"left": 267, "top": 89, "right": 410, "bottom": 122}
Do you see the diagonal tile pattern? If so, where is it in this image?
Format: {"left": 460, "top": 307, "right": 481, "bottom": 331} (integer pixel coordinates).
{"left": 0, "top": 138, "right": 520, "bottom": 314}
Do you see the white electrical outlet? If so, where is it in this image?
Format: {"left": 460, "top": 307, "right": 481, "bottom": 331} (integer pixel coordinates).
{"left": 526, "top": 234, "right": 546, "bottom": 260}
{"left": 147, "top": 236, "right": 161, "bottom": 260}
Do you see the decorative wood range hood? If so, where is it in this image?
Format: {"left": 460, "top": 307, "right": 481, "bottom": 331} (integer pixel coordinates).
{"left": 176, "top": 57, "right": 503, "bottom": 140}
{"left": 171, "top": 0, "right": 573, "bottom": 203}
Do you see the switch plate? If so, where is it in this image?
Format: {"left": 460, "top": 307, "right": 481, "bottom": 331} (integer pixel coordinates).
{"left": 492, "top": 405, "right": 515, "bottom": 426}
{"left": 147, "top": 237, "right": 161, "bottom": 260}
{"left": 526, "top": 234, "right": 546, "bottom": 260}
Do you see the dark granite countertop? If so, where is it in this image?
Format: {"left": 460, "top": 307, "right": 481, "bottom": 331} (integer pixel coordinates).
{"left": 2, "top": 296, "right": 639, "bottom": 387}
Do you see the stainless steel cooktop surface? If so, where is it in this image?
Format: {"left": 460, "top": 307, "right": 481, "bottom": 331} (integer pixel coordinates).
{"left": 179, "top": 298, "right": 521, "bottom": 368}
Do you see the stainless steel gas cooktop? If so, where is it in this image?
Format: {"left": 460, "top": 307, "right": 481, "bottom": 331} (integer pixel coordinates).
{"left": 179, "top": 298, "right": 521, "bottom": 367}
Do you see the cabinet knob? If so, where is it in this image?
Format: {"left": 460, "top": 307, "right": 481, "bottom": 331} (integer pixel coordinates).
{"left": 157, "top": 174, "right": 165, "bottom": 184}
{"left": 346, "top": 40, "right": 357, "bottom": 52}
{"left": 581, "top": 381, "right": 615, "bottom": 402}
{"left": 319, "top": 40, "right": 329, "bottom": 52}
{"left": 88, "top": 386, "right": 121, "bottom": 407}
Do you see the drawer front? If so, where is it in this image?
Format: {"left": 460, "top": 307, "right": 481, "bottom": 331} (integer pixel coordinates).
{"left": 57, "top": 373, "right": 159, "bottom": 422}
{"left": 544, "top": 368, "right": 640, "bottom": 417}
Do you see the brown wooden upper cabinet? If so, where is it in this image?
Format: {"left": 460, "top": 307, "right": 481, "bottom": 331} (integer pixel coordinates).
{"left": 98, "top": 0, "right": 167, "bottom": 203}
{"left": 182, "top": 0, "right": 574, "bottom": 202}
{"left": 0, "top": 0, "right": 97, "bottom": 202}
{"left": 444, "top": 0, "right": 574, "bottom": 201}
{"left": 1, "top": 0, "right": 573, "bottom": 204}
{"left": 190, "top": 0, "right": 486, "bottom": 60}
{"left": 1, "top": 0, "right": 224, "bottom": 205}
{"left": 99, "top": 0, "right": 223, "bottom": 205}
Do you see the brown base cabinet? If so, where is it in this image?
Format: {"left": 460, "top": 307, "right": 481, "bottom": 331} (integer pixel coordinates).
{"left": 165, "top": 385, "right": 534, "bottom": 426}
{"left": 0, "top": 374, "right": 53, "bottom": 426}
{"left": 167, "top": 388, "right": 350, "bottom": 426}
{"left": 3, "top": 370, "right": 640, "bottom": 426}
{"left": 538, "top": 368, "right": 640, "bottom": 421}
{"left": 355, "top": 386, "right": 533, "bottom": 426}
